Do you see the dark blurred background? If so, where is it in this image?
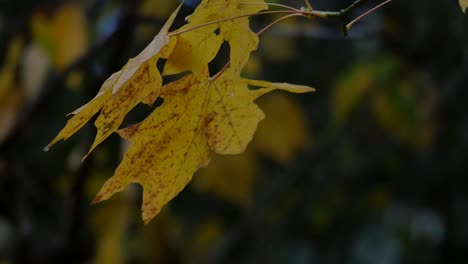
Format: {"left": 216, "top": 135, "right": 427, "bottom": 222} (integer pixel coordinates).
{"left": 0, "top": 0, "right": 467, "bottom": 263}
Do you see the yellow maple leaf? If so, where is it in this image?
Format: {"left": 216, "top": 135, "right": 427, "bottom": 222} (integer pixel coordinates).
{"left": 92, "top": 68, "right": 313, "bottom": 223}
{"left": 46, "top": 5, "right": 181, "bottom": 155}
{"left": 460, "top": 0, "right": 468, "bottom": 12}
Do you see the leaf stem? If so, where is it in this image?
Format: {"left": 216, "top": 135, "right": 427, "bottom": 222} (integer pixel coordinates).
{"left": 256, "top": 13, "right": 307, "bottom": 36}
{"left": 346, "top": 0, "right": 394, "bottom": 32}
{"left": 239, "top": 2, "right": 300, "bottom": 11}
{"left": 340, "top": 0, "right": 369, "bottom": 16}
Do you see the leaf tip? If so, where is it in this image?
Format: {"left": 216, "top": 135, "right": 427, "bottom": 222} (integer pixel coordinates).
{"left": 43, "top": 140, "right": 58, "bottom": 152}
{"left": 272, "top": 83, "right": 316, "bottom": 93}
{"left": 81, "top": 139, "right": 100, "bottom": 162}
{"left": 91, "top": 194, "right": 103, "bottom": 205}
{"left": 81, "top": 153, "right": 90, "bottom": 163}
{"left": 142, "top": 217, "right": 152, "bottom": 225}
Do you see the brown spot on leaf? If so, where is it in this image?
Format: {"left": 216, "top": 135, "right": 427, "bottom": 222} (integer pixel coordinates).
{"left": 204, "top": 111, "right": 216, "bottom": 126}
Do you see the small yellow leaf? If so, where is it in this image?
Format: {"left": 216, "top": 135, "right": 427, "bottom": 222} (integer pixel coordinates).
{"left": 460, "top": 0, "right": 468, "bottom": 12}
{"left": 46, "top": 5, "right": 182, "bottom": 156}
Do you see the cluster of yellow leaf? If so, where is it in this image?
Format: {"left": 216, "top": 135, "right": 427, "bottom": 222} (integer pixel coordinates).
{"left": 47, "top": 0, "right": 314, "bottom": 223}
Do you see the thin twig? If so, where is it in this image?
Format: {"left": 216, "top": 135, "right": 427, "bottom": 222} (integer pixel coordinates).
{"left": 240, "top": 2, "right": 300, "bottom": 11}
{"left": 340, "top": 0, "right": 370, "bottom": 15}
{"left": 168, "top": 0, "right": 379, "bottom": 38}
{"left": 256, "top": 13, "right": 307, "bottom": 35}
{"left": 346, "top": 0, "right": 394, "bottom": 31}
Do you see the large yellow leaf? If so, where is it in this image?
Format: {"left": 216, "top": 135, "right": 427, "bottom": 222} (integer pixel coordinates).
{"left": 92, "top": 68, "right": 313, "bottom": 223}
{"left": 46, "top": 5, "right": 181, "bottom": 155}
